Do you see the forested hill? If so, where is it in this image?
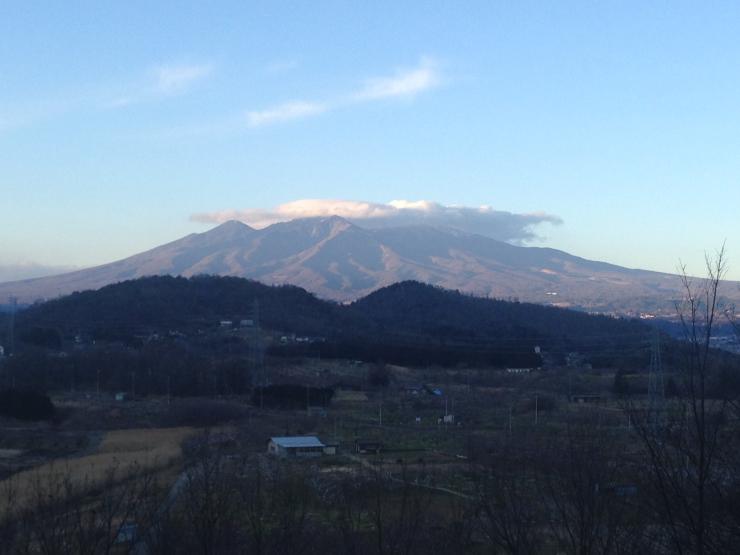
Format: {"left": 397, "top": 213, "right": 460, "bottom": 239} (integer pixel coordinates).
{"left": 17, "top": 275, "right": 345, "bottom": 336}
{"left": 14, "top": 275, "right": 654, "bottom": 367}
{"left": 349, "top": 281, "right": 649, "bottom": 344}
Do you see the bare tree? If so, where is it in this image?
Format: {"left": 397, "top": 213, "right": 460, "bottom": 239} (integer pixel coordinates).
{"left": 317, "top": 474, "right": 370, "bottom": 555}
{"left": 366, "top": 461, "right": 432, "bottom": 555}
{"left": 0, "top": 477, "right": 32, "bottom": 555}
{"left": 178, "top": 446, "right": 241, "bottom": 555}
{"left": 539, "top": 420, "right": 644, "bottom": 555}
{"left": 632, "top": 247, "right": 739, "bottom": 554}
{"left": 236, "top": 457, "right": 314, "bottom": 555}
{"left": 7, "top": 460, "right": 159, "bottom": 555}
{"left": 475, "top": 436, "right": 545, "bottom": 555}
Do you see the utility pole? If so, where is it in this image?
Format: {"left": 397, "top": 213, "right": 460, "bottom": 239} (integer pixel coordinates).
{"left": 534, "top": 395, "right": 539, "bottom": 426}
{"left": 130, "top": 371, "right": 136, "bottom": 400}
{"left": 508, "top": 406, "right": 512, "bottom": 435}
{"left": 379, "top": 400, "right": 383, "bottom": 427}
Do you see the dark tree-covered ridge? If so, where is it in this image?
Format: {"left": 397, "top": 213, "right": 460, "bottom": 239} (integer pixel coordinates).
{"left": 14, "top": 276, "right": 655, "bottom": 367}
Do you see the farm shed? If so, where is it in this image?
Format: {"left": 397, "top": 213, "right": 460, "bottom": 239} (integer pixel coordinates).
{"left": 267, "top": 436, "right": 326, "bottom": 458}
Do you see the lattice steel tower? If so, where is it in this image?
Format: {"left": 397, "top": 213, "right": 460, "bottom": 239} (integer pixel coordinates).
{"left": 7, "top": 297, "right": 17, "bottom": 357}
{"left": 249, "top": 299, "right": 265, "bottom": 388}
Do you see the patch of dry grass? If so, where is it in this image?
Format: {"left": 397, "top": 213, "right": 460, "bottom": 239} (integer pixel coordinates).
{"left": 2, "top": 427, "right": 195, "bottom": 510}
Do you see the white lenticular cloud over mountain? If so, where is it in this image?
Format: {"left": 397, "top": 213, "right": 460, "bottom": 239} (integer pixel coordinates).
{"left": 190, "top": 198, "right": 562, "bottom": 243}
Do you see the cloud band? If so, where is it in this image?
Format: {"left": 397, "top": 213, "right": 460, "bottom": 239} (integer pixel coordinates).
{"left": 191, "top": 199, "right": 562, "bottom": 243}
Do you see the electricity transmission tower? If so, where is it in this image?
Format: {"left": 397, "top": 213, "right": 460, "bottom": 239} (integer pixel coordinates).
{"left": 7, "top": 297, "right": 16, "bottom": 357}
{"left": 249, "top": 299, "right": 265, "bottom": 400}
{"left": 648, "top": 328, "right": 665, "bottom": 431}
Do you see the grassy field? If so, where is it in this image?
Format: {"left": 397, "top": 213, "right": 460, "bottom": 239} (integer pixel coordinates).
{"left": 2, "top": 426, "right": 195, "bottom": 510}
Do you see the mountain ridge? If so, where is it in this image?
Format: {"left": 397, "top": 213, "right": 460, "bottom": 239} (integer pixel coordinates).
{"left": 2, "top": 217, "right": 738, "bottom": 316}
{"left": 13, "top": 275, "right": 655, "bottom": 369}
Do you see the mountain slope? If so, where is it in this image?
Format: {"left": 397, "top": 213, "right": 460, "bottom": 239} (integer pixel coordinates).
{"left": 2, "top": 217, "right": 737, "bottom": 315}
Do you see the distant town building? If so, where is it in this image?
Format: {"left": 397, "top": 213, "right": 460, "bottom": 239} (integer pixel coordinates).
{"left": 506, "top": 368, "right": 532, "bottom": 374}
{"left": 240, "top": 319, "right": 254, "bottom": 327}
{"left": 219, "top": 320, "right": 233, "bottom": 328}
{"left": 267, "top": 436, "right": 326, "bottom": 458}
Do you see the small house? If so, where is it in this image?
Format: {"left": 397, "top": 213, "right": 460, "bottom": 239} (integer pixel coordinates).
{"left": 323, "top": 442, "right": 339, "bottom": 456}
{"left": 423, "top": 385, "right": 443, "bottom": 396}
{"left": 403, "top": 384, "right": 424, "bottom": 396}
{"left": 355, "top": 440, "right": 382, "bottom": 454}
{"left": 267, "top": 436, "right": 325, "bottom": 458}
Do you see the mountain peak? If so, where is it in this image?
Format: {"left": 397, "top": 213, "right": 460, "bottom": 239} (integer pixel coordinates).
{"left": 266, "top": 215, "right": 358, "bottom": 237}
{"left": 211, "top": 219, "right": 255, "bottom": 232}
{"left": 200, "top": 219, "right": 255, "bottom": 239}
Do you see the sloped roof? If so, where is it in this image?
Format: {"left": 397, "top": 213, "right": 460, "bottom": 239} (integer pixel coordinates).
{"left": 270, "top": 436, "right": 325, "bottom": 448}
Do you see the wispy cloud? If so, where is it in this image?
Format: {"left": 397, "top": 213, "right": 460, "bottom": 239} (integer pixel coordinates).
{"left": 245, "top": 57, "right": 442, "bottom": 128}
{"left": 154, "top": 63, "right": 213, "bottom": 95}
{"left": 191, "top": 198, "right": 561, "bottom": 243}
{"left": 246, "top": 101, "right": 327, "bottom": 128}
{"left": 354, "top": 57, "right": 440, "bottom": 100}
{"left": 0, "top": 61, "right": 214, "bottom": 133}
{"left": 103, "top": 63, "right": 213, "bottom": 109}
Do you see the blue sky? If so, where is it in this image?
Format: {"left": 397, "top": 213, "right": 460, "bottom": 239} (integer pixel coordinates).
{"left": 2, "top": 1, "right": 740, "bottom": 279}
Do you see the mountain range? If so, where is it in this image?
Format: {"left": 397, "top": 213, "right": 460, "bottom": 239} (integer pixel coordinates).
{"left": 2, "top": 217, "right": 738, "bottom": 316}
